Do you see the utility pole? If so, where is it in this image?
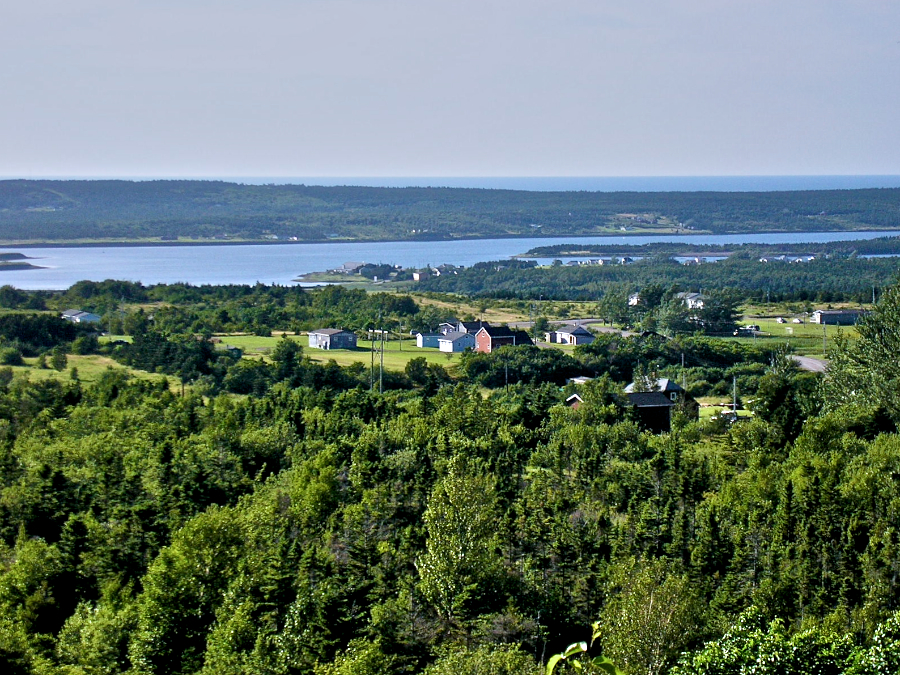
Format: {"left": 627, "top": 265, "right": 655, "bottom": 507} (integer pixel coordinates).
{"left": 505, "top": 355, "right": 509, "bottom": 393}
{"left": 379, "top": 322, "right": 385, "bottom": 395}
{"left": 823, "top": 321, "right": 827, "bottom": 355}
{"left": 370, "top": 324, "right": 375, "bottom": 391}
{"left": 732, "top": 375, "right": 737, "bottom": 414}
{"left": 681, "top": 352, "right": 686, "bottom": 390}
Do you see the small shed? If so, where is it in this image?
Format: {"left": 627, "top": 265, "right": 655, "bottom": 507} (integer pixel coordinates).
{"left": 626, "top": 392, "right": 676, "bottom": 433}
{"left": 566, "top": 394, "right": 584, "bottom": 409}
{"left": 624, "top": 378, "right": 699, "bottom": 422}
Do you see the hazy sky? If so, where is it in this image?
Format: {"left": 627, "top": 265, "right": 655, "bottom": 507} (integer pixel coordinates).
{"left": 3, "top": 0, "right": 898, "bottom": 177}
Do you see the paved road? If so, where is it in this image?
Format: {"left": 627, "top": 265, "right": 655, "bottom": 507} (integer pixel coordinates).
{"left": 509, "top": 318, "right": 635, "bottom": 336}
{"left": 793, "top": 355, "right": 828, "bottom": 372}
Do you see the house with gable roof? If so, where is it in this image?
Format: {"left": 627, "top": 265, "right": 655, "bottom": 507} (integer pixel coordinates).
{"left": 308, "top": 328, "right": 357, "bottom": 350}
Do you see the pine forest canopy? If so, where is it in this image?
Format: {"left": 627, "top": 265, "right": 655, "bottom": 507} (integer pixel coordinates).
{"left": 3, "top": 278, "right": 900, "bottom": 672}
{"left": 0, "top": 179, "right": 898, "bottom": 243}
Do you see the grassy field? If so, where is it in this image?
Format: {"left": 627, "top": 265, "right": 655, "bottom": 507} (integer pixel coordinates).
{"left": 736, "top": 316, "right": 857, "bottom": 357}
{"left": 11, "top": 354, "right": 170, "bottom": 386}
{"left": 217, "top": 334, "right": 464, "bottom": 372}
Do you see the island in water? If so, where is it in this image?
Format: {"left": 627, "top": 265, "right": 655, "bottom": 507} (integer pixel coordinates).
{"left": 0, "top": 251, "right": 43, "bottom": 271}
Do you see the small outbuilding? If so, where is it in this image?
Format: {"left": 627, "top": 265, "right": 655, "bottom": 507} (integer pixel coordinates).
{"left": 626, "top": 392, "right": 677, "bottom": 433}
{"left": 623, "top": 378, "right": 699, "bottom": 431}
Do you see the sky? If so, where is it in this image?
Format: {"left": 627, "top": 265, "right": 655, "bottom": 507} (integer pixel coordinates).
{"left": 2, "top": 0, "right": 899, "bottom": 178}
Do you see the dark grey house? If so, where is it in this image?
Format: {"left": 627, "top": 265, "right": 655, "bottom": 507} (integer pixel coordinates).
{"left": 308, "top": 329, "right": 358, "bottom": 350}
{"left": 625, "top": 392, "right": 677, "bottom": 433}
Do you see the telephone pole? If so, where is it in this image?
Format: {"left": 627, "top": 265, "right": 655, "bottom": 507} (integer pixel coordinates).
{"left": 379, "top": 321, "right": 385, "bottom": 395}
{"left": 732, "top": 375, "right": 737, "bottom": 415}
{"left": 370, "top": 324, "right": 375, "bottom": 391}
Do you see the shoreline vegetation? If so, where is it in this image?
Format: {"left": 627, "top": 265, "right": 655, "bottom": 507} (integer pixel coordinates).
{"left": 520, "top": 234, "right": 900, "bottom": 258}
{"left": 291, "top": 237, "right": 900, "bottom": 291}
{"left": 0, "top": 179, "right": 898, "bottom": 245}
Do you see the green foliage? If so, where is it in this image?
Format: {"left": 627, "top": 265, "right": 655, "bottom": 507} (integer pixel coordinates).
{"left": 0, "top": 313, "right": 81, "bottom": 356}
{"left": 313, "top": 639, "right": 397, "bottom": 675}
{"left": 49, "top": 346, "right": 67, "bottom": 372}
{"left": 459, "top": 345, "right": 583, "bottom": 388}
{"left": 667, "top": 607, "right": 893, "bottom": 675}
{"left": 3, "top": 279, "right": 900, "bottom": 674}
{"left": 0, "top": 347, "right": 23, "bottom": 366}
{"left": 594, "top": 558, "right": 704, "bottom": 675}
{"left": 71, "top": 334, "right": 100, "bottom": 355}
{"left": 823, "top": 282, "right": 900, "bottom": 422}
{"left": 417, "top": 456, "right": 504, "bottom": 624}
{"left": 420, "top": 253, "right": 898, "bottom": 304}
{"left": 425, "top": 644, "right": 538, "bottom": 675}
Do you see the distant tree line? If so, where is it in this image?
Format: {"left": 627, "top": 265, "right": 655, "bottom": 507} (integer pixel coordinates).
{"left": 418, "top": 254, "right": 897, "bottom": 303}
{"left": 0, "top": 179, "right": 898, "bottom": 242}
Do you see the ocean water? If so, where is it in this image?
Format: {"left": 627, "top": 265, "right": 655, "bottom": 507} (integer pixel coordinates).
{"left": 3, "top": 230, "right": 898, "bottom": 290}
{"left": 202, "top": 176, "right": 900, "bottom": 192}
{"left": 21, "top": 176, "right": 900, "bottom": 192}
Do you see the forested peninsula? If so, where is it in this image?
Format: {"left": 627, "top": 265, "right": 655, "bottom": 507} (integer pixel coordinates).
{"left": 0, "top": 180, "right": 899, "bottom": 243}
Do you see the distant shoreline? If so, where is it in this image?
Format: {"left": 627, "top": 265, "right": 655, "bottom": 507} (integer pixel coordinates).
{"left": 7, "top": 175, "right": 900, "bottom": 192}
{"left": 2, "top": 226, "right": 898, "bottom": 250}
{"left": 0, "top": 262, "right": 44, "bottom": 271}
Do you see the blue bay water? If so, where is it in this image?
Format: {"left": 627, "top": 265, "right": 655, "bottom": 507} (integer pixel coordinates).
{"left": 260, "top": 176, "right": 900, "bottom": 192}
{"left": 28, "top": 176, "right": 900, "bottom": 192}
{"left": 3, "top": 231, "right": 899, "bottom": 290}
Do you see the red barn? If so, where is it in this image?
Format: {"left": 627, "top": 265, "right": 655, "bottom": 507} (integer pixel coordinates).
{"left": 474, "top": 325, "right": 533, "bottom": 353}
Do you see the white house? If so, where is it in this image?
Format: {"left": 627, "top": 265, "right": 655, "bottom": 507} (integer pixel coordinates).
{"left": 675, "top": 292, "right": 705, "bottom": 310}
{"left": 550, "top": 326, "right": 595, "bottom": 345}
{"left": 61, "top": 309, "right": 102, "bottom": 324}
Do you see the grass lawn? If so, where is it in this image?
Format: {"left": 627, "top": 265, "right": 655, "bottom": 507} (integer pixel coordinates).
{"left": 411, "top": 295, "right": 530, "bottom": 324}
{"left": 697, "top": 398, "right": 754, "bottom": 420}
{"left": 216, "top": 334, "right": 463, "bottom": 372}
{"left": 12, "top": 355, "right": 170, "bottom": 386}
{"left": 306, "top": 341, "right": 462, "bottom": 371}
{"left": 735, "top": 316, "right": 857, "bottom": 357}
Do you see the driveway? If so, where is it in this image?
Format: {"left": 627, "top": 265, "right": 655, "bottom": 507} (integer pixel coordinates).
{"left": 793, "top": 355, "right": 828, "bottom": 373}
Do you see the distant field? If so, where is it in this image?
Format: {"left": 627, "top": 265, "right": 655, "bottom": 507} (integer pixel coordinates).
{"left": 218, "top": 334, "right": 463, "bottom": 372}
{"left": 12, "top": 354, "right": 170, "bottom": 386}
{"left": 738, "top": 316, "right": 858, "bottom": 357}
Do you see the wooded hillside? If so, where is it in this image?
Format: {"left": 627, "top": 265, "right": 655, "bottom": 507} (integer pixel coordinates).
{"left": 1, "top": 180, "right": 898, "bottom": 242}
{"left": 1, "top": 280, "right": 900, "bottom": 673}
